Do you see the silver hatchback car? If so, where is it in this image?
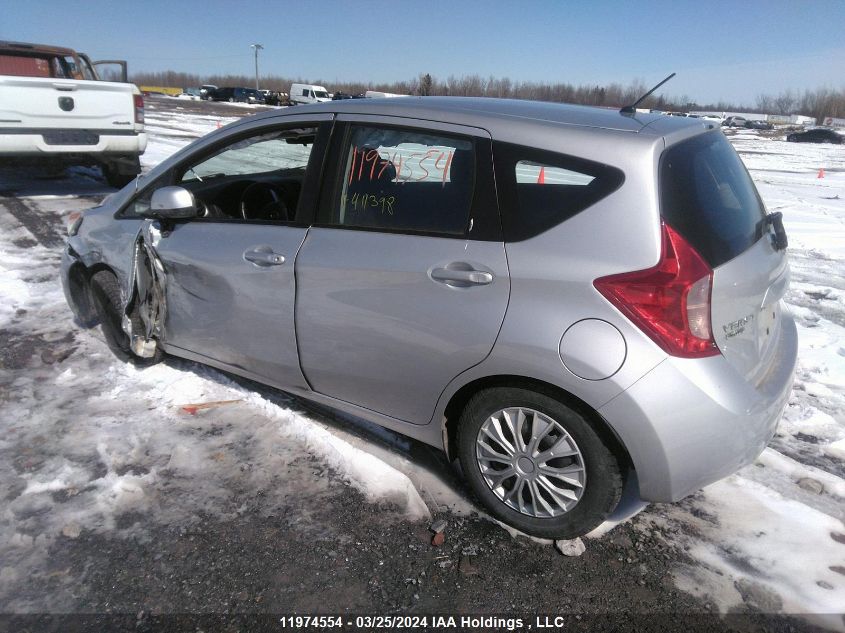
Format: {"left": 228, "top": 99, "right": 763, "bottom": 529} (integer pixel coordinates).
{"left": 61, "top": 98, "right": 797, "bottom": 538}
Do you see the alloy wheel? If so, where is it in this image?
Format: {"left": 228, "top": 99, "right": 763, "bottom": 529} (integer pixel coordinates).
{"left": 476, "top": 407, "right": 586, "bottom": 518}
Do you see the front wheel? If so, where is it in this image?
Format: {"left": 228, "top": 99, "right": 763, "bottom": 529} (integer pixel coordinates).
{"left": 457, "top": 387, "right": 622, "bottom": 539}
{"left": 89, "top": 270, "right": 163, "bottom": 366}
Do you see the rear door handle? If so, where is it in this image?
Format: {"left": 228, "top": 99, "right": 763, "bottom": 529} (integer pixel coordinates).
{"left": 243, "top": 248, "right": 285, "bottom": 267}
{"left": 431, "top": 267, "right": 494, "bottom": 286}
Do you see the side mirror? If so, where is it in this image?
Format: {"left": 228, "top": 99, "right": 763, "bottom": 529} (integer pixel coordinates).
{"left": 146, "top": 186, "right": 198, "bottom": 219}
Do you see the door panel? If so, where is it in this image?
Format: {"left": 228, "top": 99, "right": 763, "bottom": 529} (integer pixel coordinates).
{"left": 295, "top": 228, "right": 509, "bottom": 424}
{"left": 153, "top": 222, "right": 309, "bottom": 387}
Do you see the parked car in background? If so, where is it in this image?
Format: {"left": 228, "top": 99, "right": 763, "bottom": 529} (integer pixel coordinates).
{"left": 260, "top": 90, "right": 287, "bottom": 106}
{"left": 745, "top": 120, "right": 773, "bottom": 130}
{"left": 786, "top": 128, "right": 843, "bottom": 144}
{"left": 289, "top": 83, "right": 331, "bottom": 105}
{"left": 61, "top": 98, "right": 796, "bottom": 539}
{"left": 179, "top": 87, "right": 202, "bottom": 100}
{"left": 213, "top": 87, "right": 265, "bottom": 104}
{"left": 0, "top": 40, "right": 145, "bottom": 187}
{"left": 199, "top": 84, "right": 218, "bottom": 100}
{"left": 722, "top": 116, "right": 747, "bottom": 128}
{"left": 332, "top": 91, "right": 365, "bottom": 100}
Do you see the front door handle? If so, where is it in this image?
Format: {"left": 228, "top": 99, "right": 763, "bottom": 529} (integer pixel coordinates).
{"left": 243, "top": 248, "right": 285, "bottom": 267}
{"left": 431, "top": 267, "right": 494, "bottom": 286}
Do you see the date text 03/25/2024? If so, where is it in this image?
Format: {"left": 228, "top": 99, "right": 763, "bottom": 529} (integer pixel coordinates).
{"left": 277, "top": 615, "right": 580, "bottom": 630}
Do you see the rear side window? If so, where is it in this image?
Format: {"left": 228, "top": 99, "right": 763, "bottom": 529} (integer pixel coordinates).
{"left": 494, "top": 142, "right": 624, "bottom": 241}
{"left": 0, "top": 54, "right": 53, "bottom": 77}
{"left": 329, "top": 125, "right": 475, "bottom": 235}
{"left": 661, "top": 131, "right": 765, "bottom": 267}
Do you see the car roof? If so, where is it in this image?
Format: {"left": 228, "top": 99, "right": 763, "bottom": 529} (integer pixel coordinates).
{"left": 256, "top": 96, "right": 710, "bottom": 137}
{"left": 0, "top": 40, "right": 78, "bottom": 56}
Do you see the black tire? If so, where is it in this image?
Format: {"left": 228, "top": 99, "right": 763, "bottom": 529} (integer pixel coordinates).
{"left": 89, "top": 270, "right": 163, "bottom": 366}
{"left": 457, "top": 387, "right": 623, "bottom": 539}
{"left": 105, "top": 171, "right": 135, "bottom": 188}
{"left": 102, "top": 160, "right": 139, "bottom": 189}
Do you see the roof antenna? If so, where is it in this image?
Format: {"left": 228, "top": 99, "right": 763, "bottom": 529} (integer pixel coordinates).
{"left": 620, "top": 73, "right": 676, "bottom": 114}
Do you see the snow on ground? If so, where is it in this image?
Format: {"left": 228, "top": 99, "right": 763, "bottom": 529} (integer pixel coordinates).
{"left": 0, "top": 116, "right": 450, "bottom": 609}
{"left": 140, "top": 105, "right": 240, "bottom": 169}
{"left": 638, "top": 131, "right": 845, "bottom": 630}
{"left": 1, "top": 107, "right": 843, "bottom": 624}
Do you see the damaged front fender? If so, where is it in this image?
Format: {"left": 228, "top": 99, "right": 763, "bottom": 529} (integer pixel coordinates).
{"left": 123, "top": 221, "right": 167, "bottom": 358}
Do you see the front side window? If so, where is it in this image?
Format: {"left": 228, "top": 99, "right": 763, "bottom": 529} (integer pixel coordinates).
{"left": 173, "top": 126, "right": 317, "bottom": 222}
{"left": 328, "top": 125, "right": 474, "bottom": 235}
{"left": 180, "top": 128, "right": 313, "bottom": 182}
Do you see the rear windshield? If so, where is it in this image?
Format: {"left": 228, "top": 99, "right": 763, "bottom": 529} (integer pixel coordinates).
{"left": 660, "top": 131, "right": 765, "bottom": 267}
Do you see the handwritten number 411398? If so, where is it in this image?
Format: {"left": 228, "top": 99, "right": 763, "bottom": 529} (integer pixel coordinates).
{"left": 342, "top": 192, "right": 395, "bottom": 215}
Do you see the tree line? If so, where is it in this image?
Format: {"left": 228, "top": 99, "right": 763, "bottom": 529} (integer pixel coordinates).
{"left": 130, "top": 70, "right": 845, "bottom": 123}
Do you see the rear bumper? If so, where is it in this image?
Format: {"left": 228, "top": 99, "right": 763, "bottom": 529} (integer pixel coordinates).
{"left": 0, "top": 131, "right": 146, "bottom": 156}
{"left": 599, "top": 309, "right": 798, "bottom": 502}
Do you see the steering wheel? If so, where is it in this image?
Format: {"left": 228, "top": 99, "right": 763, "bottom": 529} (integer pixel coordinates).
{"left": 239, "top": 182, "right": 289, "bottom": 221}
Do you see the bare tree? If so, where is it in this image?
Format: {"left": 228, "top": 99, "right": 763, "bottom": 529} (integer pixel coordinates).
{"left": 773, "top": 90, "right": 797, "bottom": 115}
{"left": 130, "top": 69, "right": 845, "bottom": 122}
{"left": 419, "top": 73, "right": 433, "bottom": 96}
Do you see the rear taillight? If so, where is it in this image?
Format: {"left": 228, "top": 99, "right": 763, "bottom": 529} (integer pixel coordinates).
{"left": 594, "top": 222, "right": 719, "bottom": 358}
{"left": 134, "top": 94, "right": 144, "bottom": 124}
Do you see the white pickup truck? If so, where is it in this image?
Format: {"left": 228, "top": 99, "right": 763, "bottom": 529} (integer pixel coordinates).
{"left": 0, "top": 41, "right": 146, "bottom": 187}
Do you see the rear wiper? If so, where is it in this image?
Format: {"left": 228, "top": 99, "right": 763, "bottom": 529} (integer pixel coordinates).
{"left": 766, "top": 212, "right": 788, "bottom": 251}
{"left": 620, "top": 73, "right": 676, "bottom": 114}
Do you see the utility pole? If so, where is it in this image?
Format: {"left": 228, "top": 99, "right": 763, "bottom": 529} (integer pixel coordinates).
{"left": 250, "top": 43, "right": 263, "bottom": 91}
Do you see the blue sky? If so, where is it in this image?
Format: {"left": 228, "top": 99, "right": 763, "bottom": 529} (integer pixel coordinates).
{"left": 5, "top": 0, "right": 844, "bottom": 105}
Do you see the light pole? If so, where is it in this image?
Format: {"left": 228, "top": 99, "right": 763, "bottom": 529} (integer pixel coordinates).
{"left": 250, "top": 43, "right": 263, "bottom": 91}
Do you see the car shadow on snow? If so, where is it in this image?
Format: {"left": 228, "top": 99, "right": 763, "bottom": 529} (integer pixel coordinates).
{"left": 0, "top": 164, "right": 118, "bottom": 198}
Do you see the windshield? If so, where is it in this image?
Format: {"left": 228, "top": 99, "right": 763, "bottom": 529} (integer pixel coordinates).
{"left": 314, "top": 90, "right": 329, "bottom": 99}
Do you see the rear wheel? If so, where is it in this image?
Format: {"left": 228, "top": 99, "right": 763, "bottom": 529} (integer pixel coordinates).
{"left": 102, "top": 157, "right": 140, "bottom": 189}
{"left": 89, "top": 270, "right": 163, "bottom": 366}
{"left": 457, "top": 387, "right": 622, "bottom": 539}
